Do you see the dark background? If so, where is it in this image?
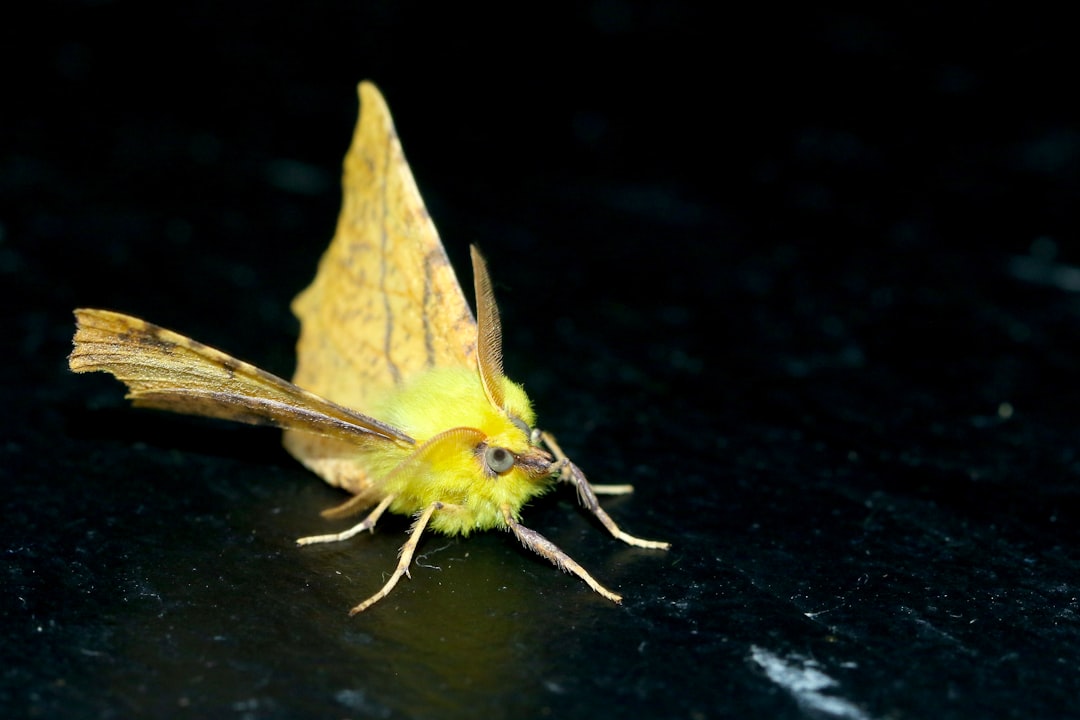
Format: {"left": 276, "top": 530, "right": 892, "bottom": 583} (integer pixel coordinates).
{"left": 4, "top": 2, "right": 1080, "bottom": 718}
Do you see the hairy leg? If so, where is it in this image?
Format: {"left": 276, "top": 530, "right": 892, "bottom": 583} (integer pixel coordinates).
{"left": 296, "top": 494, "right": 396, "bottom": 546}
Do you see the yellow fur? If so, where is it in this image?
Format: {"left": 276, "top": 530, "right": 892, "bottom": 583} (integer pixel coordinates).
{"left": 365, "top": 367, "right": 549, "bottom": 535}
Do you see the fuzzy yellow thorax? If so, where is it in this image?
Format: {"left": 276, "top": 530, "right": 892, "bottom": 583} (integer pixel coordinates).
{"left": 369, "top": 367, "right": 550, "bottom": 535}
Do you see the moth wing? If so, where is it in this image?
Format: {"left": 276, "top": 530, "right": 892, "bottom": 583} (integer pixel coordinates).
{"left": 69, "top": 309, "right": 412, "bottom": 446}
{"left": 285, "top": 81, "right": 477, "bottom": 491}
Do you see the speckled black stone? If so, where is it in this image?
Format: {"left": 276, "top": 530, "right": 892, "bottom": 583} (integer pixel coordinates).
{"left": 4, "top": 5, "right": 1079, "bottom": 719}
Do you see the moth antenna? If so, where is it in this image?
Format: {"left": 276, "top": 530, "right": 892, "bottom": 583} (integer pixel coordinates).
{"left": 470, "top": 245, "right": 506, "bottom": 410}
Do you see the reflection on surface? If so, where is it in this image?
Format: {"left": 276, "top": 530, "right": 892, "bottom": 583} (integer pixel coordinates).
{"left": 352, "top": 537, "right": 545, "bottom": 717}
{"left": 89, "top": 476, "right": 639, "bottom": 718}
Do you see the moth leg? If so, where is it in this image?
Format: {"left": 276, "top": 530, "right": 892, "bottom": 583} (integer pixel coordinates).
{"left": 591, "top": 483, "right": 635, "bottom": 495}
{"left": 320, "top": 490, "right": 382, "bottom": 520}
{"left": 564, "top": 462, "right": 671, "bottom": 550}
{"left": 539, "top": 432, "right": 631, "bottom": 492}
{"left": 539, "top": 431, "right": 670, "bottom": 551}
{"left": 348, "top": 501, "right": 441, "bottom": 615}
{"left": 500, "top": 504, "right": 622, "bottom": 603}
{"left": 296, "top": 494, "right": 396, "bottom": 546}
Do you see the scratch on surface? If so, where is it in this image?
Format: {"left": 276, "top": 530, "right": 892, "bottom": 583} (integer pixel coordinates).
{"left": 750, "top": 646, "right": 873, "bottom": 720}
{"left": 415, "top": 541, "right": 454, "bottom": 570}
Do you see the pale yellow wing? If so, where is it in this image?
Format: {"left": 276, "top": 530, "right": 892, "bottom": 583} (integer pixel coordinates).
{"left": 290, "top": 81, "right": 477, "bottom": 409}
{"left": 69, "top": 309, "right": 413, "bottom": 445}
{"left": 284, "top": 81, "right": 477, "bottom": 492}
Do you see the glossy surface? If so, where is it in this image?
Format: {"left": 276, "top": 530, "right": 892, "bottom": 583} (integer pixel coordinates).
{"left": 4, "top": 5, "right": 1079, "bottom": 719}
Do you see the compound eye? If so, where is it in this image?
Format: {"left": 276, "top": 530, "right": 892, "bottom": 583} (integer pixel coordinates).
{"left": 484, "top": 445, "right": 515, "bottom": 474}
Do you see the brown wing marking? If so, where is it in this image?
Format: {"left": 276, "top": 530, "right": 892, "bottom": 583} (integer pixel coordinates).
{"left": 285, "top": 81, "right": 480, "bottom": 490}
{"left": 69, "top": 309, "right": 413, "bottom": 447}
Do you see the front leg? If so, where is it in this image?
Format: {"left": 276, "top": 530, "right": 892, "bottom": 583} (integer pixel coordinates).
{"left": 501, "top": 504, "right": 622, "bottom": 603}
{"left": 540, "top": 432, "right": 670, "bottom": 550}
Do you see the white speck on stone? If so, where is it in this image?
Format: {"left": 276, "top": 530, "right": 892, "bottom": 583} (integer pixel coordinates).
{"left": 750, "top": 646, "right": 873, "bottom": 720}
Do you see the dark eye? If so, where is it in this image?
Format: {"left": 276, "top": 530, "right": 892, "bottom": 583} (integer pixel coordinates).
{"left": 484, "top": 446, "right": 515, "bottom": 474}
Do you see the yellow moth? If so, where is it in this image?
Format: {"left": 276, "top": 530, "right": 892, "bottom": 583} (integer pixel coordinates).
{"left": 69, "top": 81, "right": 669, "bottom": 614}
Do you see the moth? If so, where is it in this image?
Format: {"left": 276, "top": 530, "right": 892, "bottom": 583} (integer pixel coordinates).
{"left": 69, "top": 81, "right": 669, "bottom": 614}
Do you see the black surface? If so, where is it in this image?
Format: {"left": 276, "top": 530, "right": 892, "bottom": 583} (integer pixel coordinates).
{"left": 4, "top": 4, "right": 1080, "bottom": 719}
